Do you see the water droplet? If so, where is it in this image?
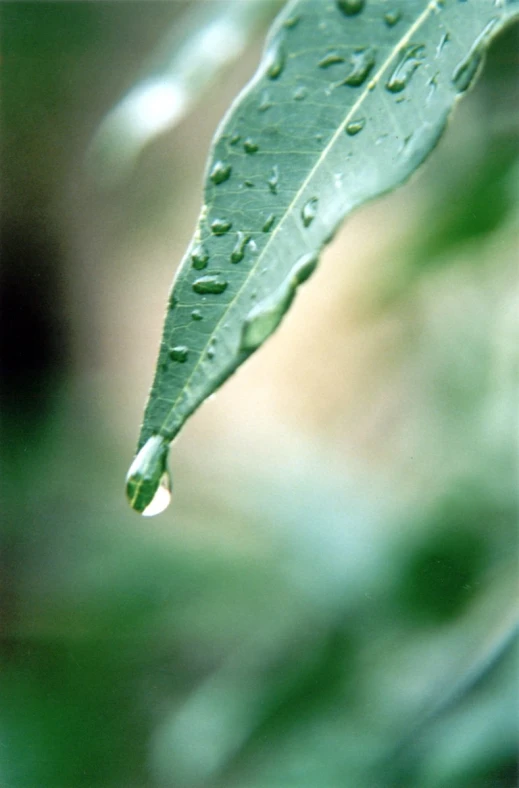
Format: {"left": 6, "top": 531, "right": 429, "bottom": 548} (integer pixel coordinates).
{"left": 345, "top": 118, "right": 365, "bottom": 135}
{"left": 336, "top": 0, "right": 365, "bottom": 16}
{"left": 267, "top": 44, "right": 286, "bottom": 79}
{"left": 210, "top": 160, "right": 232, "bottom": 185}
{"left": 283, "top": 15, "right": 300, "bottom": 28}
{"left": 192, "top": 275, "right": 228, "bottom": 295}
{"left": 386, "top": 45, "right": 425, "bottom": 93}
{"left": 169, "top": 345, "right": 188, "bottom": 362}
{"left": 240, "top": 253, "right": 319, "bottom": 351}
{"left": 207, "top": 346, "right": 216, "bottom": 359}
{"left": 340, "top": 48, "right": 376, "bottom": 87}
{"left": 142, "top": 472, "right": 171, "bottom": 517}
{"left": 191, "top": 309, "right": 203, "bottom": 321}
{"left": 243, "top": 180, "right": 255, "bottom": 188}
{"left": 126, "top": 434, "right": 170, "bottom": 514}
{"left": 437, "top": 31, "right": 450, "bottom": 56}
{"left": 315, "top": 133, "right": 324, "bottom": 142}
{"left": 451, "top": 19, "right": 497, "bottom": 93}
{"left": 169, "top": 295, "right": 178, "bottom": 310}
{"left": 318, "top": 51, "right": 345, "bottom": 68}
{"left": 211, "top": 218, "right": 232, "bottom": 235}
{"left": 191, "top": 243, "right": 209, "bottom": 269}
{"left": 258, "top": 91, "right": 272, "bottom": 112}
{"left": 268, "top": 165, "right": 279, "bottom": 194}
{"left": 301, "top": 197, "right": 318, "bottom": 228}
{"left": 243, "top": 138, "right": 259, "bottom": 154}
{"left": 293, "top": 86, "right": 307, "bottom": 101}
{"left": 230, "top": 133, "right": 241, "bottom": 145}
{"left": 384, "top": 9, "right": 401, "bottom": 27}
{"left": 230, "top": 231, "right": 251, "bottom": 263}
{"left": 262, "top": 213, "right": 276, "bottom": 232}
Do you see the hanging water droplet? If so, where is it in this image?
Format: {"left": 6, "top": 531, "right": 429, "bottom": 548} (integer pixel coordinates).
{"left": 211, "top": 218, "right": 232, "bottom": 235}
{"left": 191, "top": 243, "right": 209, "bottom": 269}
{"left": 336, "top": 0, "right": 365, "bottom": 16}
{"left": 209, "top": 161, "right": 232, "bottom": 185}
{"left": 384, "top": 9, "right": 401, "bottom": 27}
{"left": 268, "top": 165, "right": 279, "bottom": 194}
{"left": 126, "top": 434, "right": 170, "bottom": 514}
{"left": 302, "top": 198, "right": 318, "bottom": 227}
{"left": 345, "top": 118, "right": 365, "bottom": 135}
{"left": 451, "top": 19, "right": 497, "bottom": 93}
{"left": 169, "top": 346, "right": 188, "bottom": 363}
{"left": 258, "top": 91, "right": 272, "bottom": 112}
{"left": 293, "top": 86, "right": 307, "bottom": 101}
{"left": 243, "top": 138, "right": 259, "bottom": 154}
{"left": 191, "top": 309, "right": 203, "bottom": 321}
{"left": 319, "top": 51, "right": 346, "bottom": 68}
{"left": 262, "top": 213, "right": 276, "bottom": 232}
{"left": 192, "top": 275, "right": 228, "bottom": 295}
{"left": 340, "top": 48, "right": 376, "bottom": 87}
{"left": 386, "top": 45, "right": 425, "bottom": 93}
{"left": 267, "top": 44, "right": 286, "bottom": 79}
{"left": 230, "top": 231, "right": 251, "bottom": 263}
{"left": 240, "top": 253, "right": 319, "bottom": 351}
{"left": 142, "top": 472, "right": 171, "bottom": 517}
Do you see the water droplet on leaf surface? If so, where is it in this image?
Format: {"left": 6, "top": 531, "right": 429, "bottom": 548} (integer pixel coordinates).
{"left": 340, "top": 49, "right": 376, "bottom": 87}
{"left": 293, "top": 86, "right": 307, "bottom": 101}
{"left": 211, "top": 218, "right": 232, "bottom": 235}
{"left": 345, "top": 118, "right": 365, "bottom": 135}
{"left": 337, "top": 0, "right": 365, "bottom": 16}
{"left": 230, "top": 231, "right": 251, "bottom": 263}
{"left": 302, "top": 197, "right": 318, "bottom": 227}
{"left": 126, "top": 435, "right": 171, "bottom": 515}
{"left": 193, "top": 275, "right": 228, "bottom": 295}
{"left": 384, "top": 9, "right": 402, "bottom": 27}
{"left": 263, "top": 213, "right": 276, "bottom": 232}
{"left": 169, "top": 346, "right": 188, "bottom": 362}
{"left": 267, "top": 45, "right": 286, "bottom": 79}
{"left": 319, "top": 51, "right": 346, "bottom": 68}
{"left": 210, "top": 161, "right": 232, "bottom": 184}
{"left": 268, "top": 165, "right": 279, "bottom": 194}
{"left": 451, "top": 19, "right": 497, "bottom": 93}
{"left": 191, "top": 309, "right": 203, "bottom": 321}
{"left": 243, "top": 138, "right": 259, "bottom": 154}
{"left": 386, "top": 45, "right": 425, "bottom": 93}
{"left": 191, "top": 244, "right": 209, "bottom": 269}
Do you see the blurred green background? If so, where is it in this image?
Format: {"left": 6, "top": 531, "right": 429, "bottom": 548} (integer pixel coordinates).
{"left": 1, "top": 3, "right": 518, "bottom": 787}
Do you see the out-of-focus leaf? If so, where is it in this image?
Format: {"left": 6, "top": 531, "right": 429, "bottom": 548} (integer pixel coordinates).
{"left": 88, "top": 0, "right": 280, "bottom": 188}
{"left": 127, "top": 0, "right": 519, "bottom": 513}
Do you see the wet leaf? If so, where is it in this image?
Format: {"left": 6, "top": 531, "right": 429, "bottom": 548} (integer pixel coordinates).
{"left": 127, "top": 0, "right": 519, "bottom": 513}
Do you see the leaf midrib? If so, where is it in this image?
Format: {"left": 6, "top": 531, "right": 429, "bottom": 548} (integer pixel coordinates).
{"left": 157, "top": 0, "right": 440, "bottom": 439}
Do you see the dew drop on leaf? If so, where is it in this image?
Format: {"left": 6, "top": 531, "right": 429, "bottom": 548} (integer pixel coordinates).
{"left": 345, "top": 118, "right": 365, "bottom": 135}
{"left": 258, "top": 91, "right": 273, "bottom": 112}
{"left": 336, "top": 0, "right": 365, "bottom": 16}
{"left": 209, "top": 161, "right": 232, "bottom": 184}
{"left": 169, "top": 346, "right": 189, "bottom": 363}
{"left": 318, "top": 51, "right": 346, "bottom": 68}
{"left": 301, "top": 197, "right": 319, "bottom": 227}
{"left": 293, "top": 86, "right": 307, "bottom": 101}
{"left": 142, "top": 472, "right": 171, "bottom": 517}
{"left": 191, "top": 243, "right": 209, "bottom": 269}
{"left": 211, "top": 218, "right": 232, "bottom": 235}
{"left": 267, "top": 44, "right": 286, "bottom": 79}
{"left": 126, "top": 435, "right": 170, "bottom": 515}
{"left": 341, "top": 48, "right": 376, "bottom": 87}
{"left": 191, "top": 309, "right": 203, "bottom": 321}
{"left": 192, "top": 275, "right": 228, "bottom": 295}
{"left": 283, "top": 15, "right": 300, "bottom": 29}
{"left": 230, "top": 231, "right": 251, "bottom": 263}
{"left": 268, "top": 165, "right": 279, "bottom": 194}
{"left": 384, "top": 9, "right": 402, "bottom": 27}
{"left": 262, "top": 213, "right": 276, "bottom": 232}
{"left": 386, "top": 45, "right": 426, "bottom": 93}
{"left": 243, "top": 138, "right": 259, "bottom": 154}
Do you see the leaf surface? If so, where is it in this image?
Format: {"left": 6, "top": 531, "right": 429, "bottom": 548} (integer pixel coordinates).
{"left": 127, "top": 0, "right": 519, "bottom": 512}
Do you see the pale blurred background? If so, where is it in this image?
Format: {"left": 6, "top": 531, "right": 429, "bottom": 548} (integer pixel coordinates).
{"left": 1, "top": 3, "right": 518, "bottom": 787}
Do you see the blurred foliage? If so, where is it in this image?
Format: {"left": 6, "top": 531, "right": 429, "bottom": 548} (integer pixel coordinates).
{"left": 1, "top": 3, "right": 518, "bottom": 788}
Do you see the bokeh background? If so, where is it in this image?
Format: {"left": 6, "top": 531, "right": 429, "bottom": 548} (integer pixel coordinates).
{"left": 1, "top": 2, "right": 518, "bottom": 787}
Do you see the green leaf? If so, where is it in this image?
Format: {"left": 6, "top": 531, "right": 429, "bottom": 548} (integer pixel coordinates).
{"left": 127, "top": 0, "right": 519, "bottom": 513}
